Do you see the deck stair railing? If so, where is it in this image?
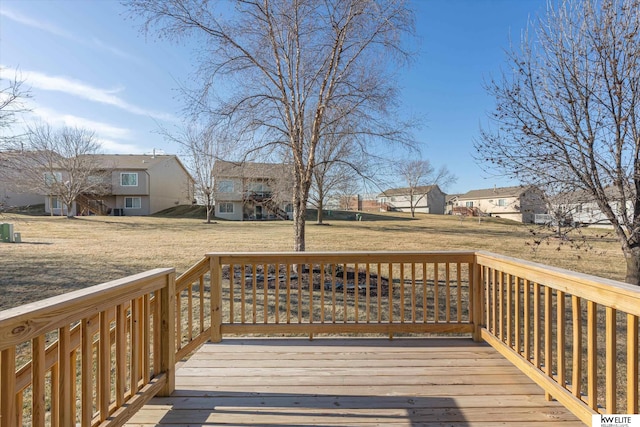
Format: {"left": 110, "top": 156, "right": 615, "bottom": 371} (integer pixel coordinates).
{"left": 1, "top": 251, "right": 639, "bottom": 426}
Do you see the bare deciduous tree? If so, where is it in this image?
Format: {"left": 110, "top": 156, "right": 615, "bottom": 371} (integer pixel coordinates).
{"left": 164, "top": 123, "right": 226, "bottom": 223}
{"left": 476, "top": 0, "right": 640, "bottom": 285}
{"left": 126, "top": 0, "right": 416, "bottom": 251}
{"left": 6, "top": 123, "right": 109, "bottom": 218}
{"left": 0, "top": 67, "right": 31, "bottom": 147}
{"left": 397, "top": 159, "right": 456, "bottom": 217}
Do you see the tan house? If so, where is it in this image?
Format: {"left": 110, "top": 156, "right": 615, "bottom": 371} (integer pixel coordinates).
{"left": 376, "top": 185, "right": 446, "bottom": 214}
{"left": 212, "top": 160, "right": 293, "bottom": 221}
{"left": 454, "top": 185, "right": 546, "bottom": 223}
{"left": 0, "top": 151, "right": 48, "bottom": 210}
{"left": 44, "top": 154, "right": 195, "bottom": 216}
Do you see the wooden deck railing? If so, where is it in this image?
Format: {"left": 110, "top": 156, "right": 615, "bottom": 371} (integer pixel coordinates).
{"left": 1, "top": 251, "right": 639, "bottom": 426}
{"left": 0, "top": 268, "right": 176, "bottom": 427}
{"left": 206, "top": 251, "right": 478, "bottom": 340}
{"left": 475, "top": 251, "right": 640, "bottom": 425}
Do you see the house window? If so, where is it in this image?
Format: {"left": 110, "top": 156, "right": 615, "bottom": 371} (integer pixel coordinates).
{"left": 121, "top": 173, "right": 138, "bottom": 186}
{"left": 465, "top": 201, "right": 474, "bottom": 208}
{"left": 124, "top": 197, "right": 141, "bottom": 209}
{"left": 44, "top": 172, "right": 62, "bottom": 186}
{"left": 285, "top": 203, "right": 293, "bottom": 213}
{"left": 218, "top": 180, "right": 234, "bottom": 192}
{"left": 498, "top": 199, "right": 506, "bottom": 207}
{"left": 219, "top": 202, "right": 234, "bottom": 213}
{"left": 51, "top": 196, "right": 62, "bottom": 209}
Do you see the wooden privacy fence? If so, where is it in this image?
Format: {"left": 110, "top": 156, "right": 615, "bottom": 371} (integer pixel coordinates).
{"left": 1, "top": 251, "right": 639, "bottom": 426}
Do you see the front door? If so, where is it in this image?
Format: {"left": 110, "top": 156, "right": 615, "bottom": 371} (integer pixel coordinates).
{"left": 255, "top": 205, "right": 263, "bottom": 220}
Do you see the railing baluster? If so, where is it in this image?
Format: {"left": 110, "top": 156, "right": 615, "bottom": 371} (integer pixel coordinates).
{"left": 264, "top": 263, "right": 269, "bottom": 325}
{"left": 587, "top": 300, "right": 597, "bottom": 410}
{"left": 99, "top": 309, "right": 110, "bottom": 422}
{"left": 377, "top": 263, "right": 382, "bottom": 323}
{"left": 354, "top": 263, "right": 359, "bottom": 323}
{"left": 445, "top": 263, "right": 451, "bottom": 323}
{"left": 116, "top": 305, "right": 126, "bottom": 407}
{"left": 571, "top": 295, "right": 582, "bottom": 399}
{"left": 297, "top": 263, "right": 303, "bottom": 324}
{"left": 229, "top": 263, "right": 235, "bottom": 325}
{"left": 58, "top": 324, "right": 72, "bottom": 426}
{"left": 523, "top": 280, "right": 530, "bottom": 363}
{"left": 142, "top": 294, "right": 151, "bottom": 384}
{"left": 176, "top": 287, "right": 182, "bottom": 350}
{"left": 343, "top": 263, "right": 348, "bottom": 324}
{"left": 331, "top": 264, "right": 336, "bottom": 323}
{"left": 628, "top": 313, "right": 639, "bottom": 414}
{"left": 422, "top": 262, "right": 428, "bottom": 323}
{"left": 515, "top": 276, "right": 521, "bottom": 354}
{"left": 434, "top": 263, "right": 439, "bottom": 323}
{"left": 365, "top": 263, "right": 371, "bottom": 323}
{"left": 492, "top": 269, "right": 497, "bottom": 335}
{"left": 81, "top": 318, "right": 93, "bottom": 426}
{"left": 544, "top": 286, "right": 552, "bottom": 401}
{"left": 533, "top": 282, "right": 541, "bottom": 369}
{"left": 388, "top": 263, "right": 394, "bottom": 326}
{"left": 399, "top": 263, "right": 405, "bottom": 323}
{"left": 32, "top": 335, "right": 46, "bottom": 426}
{"left": 506, "top": 273, "right": 512, "bottom": 347}
{"left": 457, "top": 263, "right": 462, "bottom": 324}
{"left": 198, "top": 275, "right": 204, "bottom": 333}
{"left": 241, "top": 264, "right": 247, "bottom": 324}
{"left": 606, "top": 306, "right": 617, "bottom": 414}
{"left": 252, "top": 264, "right": 258, "bottom": 324}
{"left": 557, "top": 290, "right": 566, "bottom": 391}
{"left": 498, "top": 271, "right": 504, "bottom": 341}
{"left": 52, "top": 359, "right": 59, "bottom": 427}
{"left": 276, "top": 263, "right": 281, "bottom": 324}
{"left": 187, "top": 281, "right": 194, "bottom": 341}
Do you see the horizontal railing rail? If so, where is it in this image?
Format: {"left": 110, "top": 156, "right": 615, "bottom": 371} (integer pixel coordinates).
{"left": 475, "top": 251, "right": 640, "bottom": 425}
{"left": 0, "top": 268, "right": 176, "bottom": 427}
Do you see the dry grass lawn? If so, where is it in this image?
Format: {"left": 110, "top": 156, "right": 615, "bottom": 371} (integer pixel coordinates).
{"left": 0, "top": 211, "right": 626, "bottom": 310}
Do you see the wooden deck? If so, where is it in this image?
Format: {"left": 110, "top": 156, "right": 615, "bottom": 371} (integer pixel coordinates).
{"left": 126, "top": 338, "right": 585, "bottom": 426}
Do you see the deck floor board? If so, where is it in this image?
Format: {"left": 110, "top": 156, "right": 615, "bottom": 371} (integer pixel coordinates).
{"left": 125, "top": 337, "right": 585, "bottom": 426}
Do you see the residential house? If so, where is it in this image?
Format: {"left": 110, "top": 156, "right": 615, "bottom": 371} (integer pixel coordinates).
{"left": 549, "top": 187, "right": 634, "bottom": 227}
{"left": 445, "top": 194, "right": 460, "bottom": 215}
{"left": 0, "top": 150, "right": 54, "bottom": 210}
{"left": 454, "top": 185, "right": 546, "bottom": 223}
{"left": 212, "top": 160, "right": 293, "bottom": 221}
{"left": 376, "top": 185, "right": 446, "bottom": 215}
{"left": 43, "top": 154, "right": 195, "bottom": 216}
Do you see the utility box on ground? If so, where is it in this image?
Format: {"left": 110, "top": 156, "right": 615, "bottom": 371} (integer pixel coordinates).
{"left": 1, "top": 223, "right": 15, "bottom": 243}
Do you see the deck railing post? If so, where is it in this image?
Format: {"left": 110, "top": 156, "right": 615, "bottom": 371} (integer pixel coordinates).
{"left": 472, "top": 255, "right": 484, "bottom": 342}
{"left": 210, "top": 255, "right": 223, "bottom": 343}
{"left": 0, "top": 347, "right": 17, "bottom": 427}
{"left": 158, "top": 271, "right": 176, "bottom": 397}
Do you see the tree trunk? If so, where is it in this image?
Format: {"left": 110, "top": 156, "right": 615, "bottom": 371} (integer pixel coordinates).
{"left": 206, "top": 206, "right": 212, "bottom": 223}
{"left": 294, "top": 204, "right": 306, "bottom": 251}
{"left": 623, "top": 246, "right": 640, "bottom": 286}
{"left": 316, "top": 198, "right": 324, "bottom": 225}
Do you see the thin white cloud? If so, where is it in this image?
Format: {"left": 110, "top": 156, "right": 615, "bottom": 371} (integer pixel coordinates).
{"left": 0, "top": 8, "right": 71, "bottom": 38}
{"left": 9, "top": 67, "right": 176, "bottom": 121}
{"left": 0, "top": 8, "right": 140, "bottom": 63}
{"left": 97, "top": 138, "right": 146, "bottom": 154}
{"left": 32, "top": 106, "right": 132, "bottom": 140}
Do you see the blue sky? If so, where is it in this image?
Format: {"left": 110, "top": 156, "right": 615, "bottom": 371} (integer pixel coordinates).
{"left": 0, "top": 0, "right": 548, "bottom": 194}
